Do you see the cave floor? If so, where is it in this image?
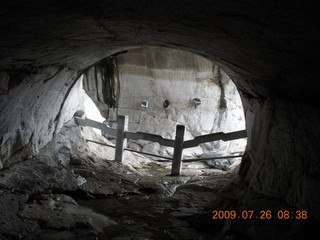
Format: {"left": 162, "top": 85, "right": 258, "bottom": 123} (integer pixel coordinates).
{"left": 1, "top": 151, "right": 319, "bottom": 240}
{"left": 71, "top": 161, "right": 231, "bottom": 240}
{"left": 0, "top": 152, "right": 232, "bottom": 240}
{"left": 2, "top": 124, "right": 319, "bottom": 240}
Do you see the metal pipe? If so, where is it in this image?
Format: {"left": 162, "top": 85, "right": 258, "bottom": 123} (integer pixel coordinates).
{"left": 182, "top": 155, "right": 244, "bottom": 162}
{"left": 86, "top": 139, "right": 116, "bottom": 148}
{"left": 86, "top": 139, "right": 243, "bottom": 162}
{"left": 124, "top": 148, "right": 173, "bottom": 160}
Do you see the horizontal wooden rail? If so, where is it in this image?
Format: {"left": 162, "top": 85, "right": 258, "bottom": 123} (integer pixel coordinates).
{"left": 125, "top": 131, "right": 175, "bottom": 147}
{"left": 75, "top": 117, "right": 116, "bottom": 136}
{"left": 183, "top": 130, "right": 247, "bottom": 149}
{"left": 76, "top": 116, "right": 247, "bottom": 175}
{"left": 86, "top": 139, "right": 173, "bottom": 160}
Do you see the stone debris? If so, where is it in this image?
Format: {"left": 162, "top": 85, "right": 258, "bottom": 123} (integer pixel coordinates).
{"left": 0, "top": 122, "right": 319, "bottom": 239}
{"left": 0, "top": 120, "right": 235, "bottom": 239}
{"left": 1, "top": 2, "right": 320, "bottom": 239}
{"left": 206, "top": 158, "right": 236, "bottom": 170}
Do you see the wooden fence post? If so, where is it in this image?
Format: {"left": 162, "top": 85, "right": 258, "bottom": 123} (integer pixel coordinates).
{"left": 171, "top": 125, "right": 185, "bottom": 176}
{"left": 115, "top": 115, "right": 128, "bottom": 162}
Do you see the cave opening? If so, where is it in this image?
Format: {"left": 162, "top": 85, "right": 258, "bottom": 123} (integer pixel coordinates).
{"left": 26, "top": 46, "right": 249, "bottom": 238}
{"left": 69, "top": 47, "right": 247, "bottom": 176}
{"left": 2, "top": 2, "right": 319, "bottom": 238}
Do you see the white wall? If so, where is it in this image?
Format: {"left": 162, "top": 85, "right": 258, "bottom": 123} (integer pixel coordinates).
{"left": 106, "top": 47, "right": 246, "bottom": 158}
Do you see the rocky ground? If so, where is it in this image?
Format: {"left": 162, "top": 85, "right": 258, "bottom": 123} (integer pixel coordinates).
{"left": 1, "top": 119, "right": 319, "bottom": 240}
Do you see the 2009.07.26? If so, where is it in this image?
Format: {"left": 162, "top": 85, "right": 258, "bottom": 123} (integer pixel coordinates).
{"left": 212, "top": 210, "right": 308, "bottom": 220}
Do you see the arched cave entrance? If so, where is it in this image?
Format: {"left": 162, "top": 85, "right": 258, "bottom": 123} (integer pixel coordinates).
{"left": 1, "top": 1, "right": 320, "bottom": 239}
{"left": 72, "top": 47, "right": 247, "bottom": 175}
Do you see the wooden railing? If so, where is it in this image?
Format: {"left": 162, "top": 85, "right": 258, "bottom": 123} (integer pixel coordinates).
{"left": 75, "top": 115, "right": 247, "bottom": 176}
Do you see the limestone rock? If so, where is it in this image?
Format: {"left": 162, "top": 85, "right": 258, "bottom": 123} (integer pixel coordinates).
{"left": 84, "top": 47, "right": 247, "bottom": 159}
{"left": 1, "top": 1, "right": 320, "bottom": 238}
{"left": 20, "top": 194, "right": 117, "bottom": 232}
{"left": 57, "top": 146, "right": 71, "bottom": 166}
{"left": 0, "top": 66, "right": 80, "bottom": 168}
{"left": 128, "top": 142, "right": 142, "bottom": 151}
{"left": 206, "top": 158, "right": 236, "bottom": 171}
{"left": 0, "top": 159, "right": 79, "bottom": 195}
{"left": 142, "top": 142, "right": 161, "bottom": 155}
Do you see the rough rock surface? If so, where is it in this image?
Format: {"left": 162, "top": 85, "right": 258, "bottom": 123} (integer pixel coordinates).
{"left": 0, "top": 66, "right": 81, "bottom": 168}
{"left": 1, "top": 1, "right": 320, "bottom": 239}
{"left": 84, "top": 47, "right": 246, "bottom": 158}
{"left": 244, "top": 98, "right": 320, "bottom": 218}
{"left": 2, "top": 122, "right": 318, "bottom": 240}
{"left": 0, "top": 117, "right": 241, "bottom": 239}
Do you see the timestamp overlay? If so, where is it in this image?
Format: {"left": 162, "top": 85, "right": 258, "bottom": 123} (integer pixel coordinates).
{"left": 212, "top": 210, "right": 308, "bottom": 220}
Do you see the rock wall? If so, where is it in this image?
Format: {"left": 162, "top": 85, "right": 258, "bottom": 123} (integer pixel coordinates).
{"left": 0, "top": 66, "right": 81, "bottom": 168}
{"left": 84, "top": 47, "right": 246, "bottom": 158}
{"left": 82, "top": 57, "right": 120, "bottom": 117}
{"left": 1, "top": 1, "right": 320, "bottom": 232}
{"left": 243, "top": 97, "right": 320, "bottom": 218}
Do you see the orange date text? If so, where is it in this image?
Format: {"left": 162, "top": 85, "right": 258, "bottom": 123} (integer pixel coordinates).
{"left": 212, "top": 210, "right": 308, "bottom": 220}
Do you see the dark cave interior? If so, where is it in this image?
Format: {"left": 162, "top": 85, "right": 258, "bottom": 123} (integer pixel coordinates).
{"left": 1, "top": 1, "right": 320, "bottom": 239}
